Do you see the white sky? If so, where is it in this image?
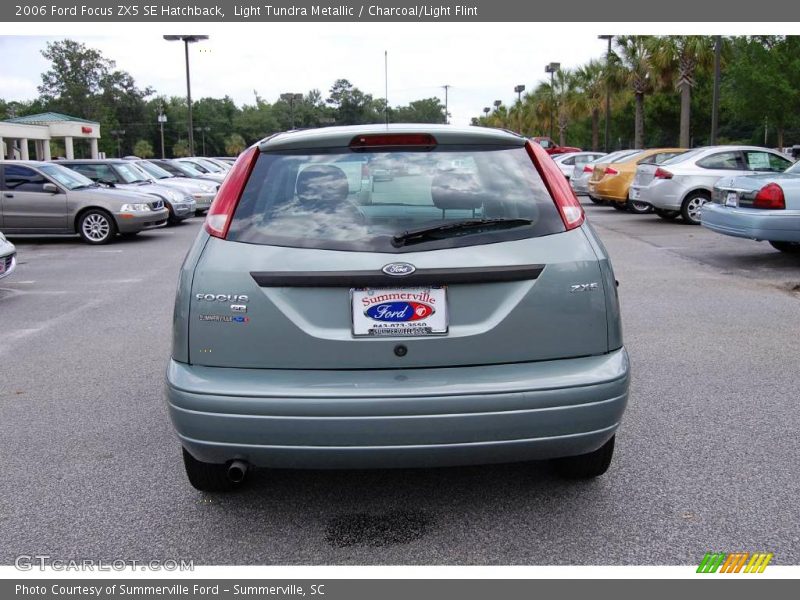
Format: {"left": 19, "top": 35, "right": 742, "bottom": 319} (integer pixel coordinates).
{"left": 2, "top": 22, "right": 793, "bottom": 126}
{"left": 0, "top": 25, "right": 610, "bottom": 126}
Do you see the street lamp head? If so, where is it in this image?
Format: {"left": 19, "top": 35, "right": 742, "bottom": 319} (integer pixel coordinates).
{"left": 545, "top": 62, "right": 561, "bottom": 74}
{"left": 598, "top": 35, "right": 613, "bottom": 41}
{"left": 514, "top": 84, "right": 526, "bottom": 94}
{"left": 483, "top": 107, "right": 490, "bottom": 114}
{"left": 493, "top": 100, "right": 502, "bottom": 108}
{"left": 163, "top": 35, "right": 209, "bottom": 43}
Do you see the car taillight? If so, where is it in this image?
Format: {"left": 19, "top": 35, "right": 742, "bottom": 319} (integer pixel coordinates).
{"left": 204, "top": 145, "right": 260, "bottom": 239}
{"left": 654, "top": 167, "right": 673, "bottom": 179}
{"left": 604, "top": 167, "right": 618, "bottom": 176}
{"left": 583, "top": 165, "right": 593, "bottom": 173}
{"left": 753, "top": 183, "right": 785, "bottom": 209}
{"left": 525, "top": 141, "right": 584, "bottom": 230}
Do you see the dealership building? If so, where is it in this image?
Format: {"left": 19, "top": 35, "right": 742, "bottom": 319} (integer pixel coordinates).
{"left": 0, "top": 112, "right": 101, "bottom": 160}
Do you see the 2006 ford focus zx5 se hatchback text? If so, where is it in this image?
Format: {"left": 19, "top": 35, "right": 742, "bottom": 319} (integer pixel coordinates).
{"left": 166, "top": 125, "right": 630, "bottom": 491}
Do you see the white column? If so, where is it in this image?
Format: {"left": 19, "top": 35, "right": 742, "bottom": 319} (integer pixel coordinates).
{"left": 0, "top": 137, "right": 5, "bottom": 159}
{"left": 89, "top": 138, "right": 99, "bottom": 159}
{"left": 20, "top": 138, "right": 29, "bottom": 160}
{"left": 64, "top": 136, "right": 74, "bottom": 160}
{"left": 43, "top": 140, "right": 52, "bottom": 161}
{"left": 35, "top": 140, "right": 42, "bottom": 160}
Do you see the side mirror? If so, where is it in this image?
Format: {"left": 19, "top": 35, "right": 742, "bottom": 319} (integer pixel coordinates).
{"left": 42, "top": 183, "right": 59, "bottom": 193}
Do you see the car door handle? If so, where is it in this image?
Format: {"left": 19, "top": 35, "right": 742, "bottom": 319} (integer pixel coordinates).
{"left": 3, "top": 193, "right": 13, "bottom": 198}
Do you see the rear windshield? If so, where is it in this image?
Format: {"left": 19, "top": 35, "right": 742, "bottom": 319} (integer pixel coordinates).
{"left": 227, "top": 145, "right": 565, "bottom": 252}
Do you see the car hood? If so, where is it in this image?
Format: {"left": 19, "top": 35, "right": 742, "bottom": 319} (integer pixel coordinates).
{"left": 0, "top": 236, "right": 16, "bottom": 256}
{"left": 152, "top": 178, "right": 212, "bottom": 193}
{"left": 78, "top": 186, "right": 163, "bottom": 202}
{"left": 109, "top": 182, "right": 187, "bottom": 200}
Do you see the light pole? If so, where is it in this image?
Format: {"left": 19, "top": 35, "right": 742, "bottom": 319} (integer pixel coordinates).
{"left": 598, "top": 35, "right": 613, "bottom": 152}
{"left": 514, "top": 84, "right": 526, "bottom": 134}
{"left": 493, "top": 100, "right": 502, "bottom": 111}
{"left": 545, "top": 62, "right": 560, "bottom": 140}
{"left": 710, "top": 35, "right": 721, "bottom": 145}
{"left": 483, "top": 107, "right": 490, "bottom": 118}
{"left": 194, "top": 126, "right": 210, "bottom": 155}
{"left": 280, "top": 93, "right": 303, "bottom": 129}
{"left": 163, "top": 35, "right": 209, "bottom": 156}
{"left": 441, "top": 85, "right": 451, "bottom": 124}
{"left": 157, "top": 108, "right": 167, "bottom": 159}
{"left": 110, "top": 129, "right": 125, "bottom": 158}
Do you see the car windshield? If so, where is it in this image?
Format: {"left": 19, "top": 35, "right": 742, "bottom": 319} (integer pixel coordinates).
{"left": 611, "top": 150, "right": 645, "bottom": 163}
{"left": 137, "top": 161, "right": 173, "bottom": 179}
{"left": 783, "top": 159, "right": 800, "bottom": 174}
{"left": 39, "top": 164, "right": 96, "bottom": 190}
{"left": 114, "top": 163, "right": 152, "bottom": 184}
{"left": 192, "top": 158, "right": 225, "bottom": 173}
{"left": 227, "top": 145, "right": 566, "bottom": 252}
{"left": 660, "top": 147, "right": 706, "bottom": 165}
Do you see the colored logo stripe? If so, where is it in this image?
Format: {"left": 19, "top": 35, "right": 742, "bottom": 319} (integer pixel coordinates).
{"left": 697, "top": 552, "right": 773, "bottom": 573}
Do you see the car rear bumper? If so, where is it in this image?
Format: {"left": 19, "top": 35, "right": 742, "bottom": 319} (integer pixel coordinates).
{"left": 166, "top": 348, "right": 630, "bottom": 469}
{"left": 114, "top": 208, "right": 170, "bottom": 232}
{"left": 571, "top": 177, "right": 590, "bottom": 194}
{"left": 701, "top": 204, "right": 800, "bottom": 242}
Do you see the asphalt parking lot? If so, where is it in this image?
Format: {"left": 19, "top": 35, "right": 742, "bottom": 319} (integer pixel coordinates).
{"left": 1, "top": 200, "right": 799, "bottom": 566}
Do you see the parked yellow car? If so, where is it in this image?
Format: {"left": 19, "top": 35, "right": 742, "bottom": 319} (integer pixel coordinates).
{"left": 588, "top": 148, "right": 686, "bottom": 213}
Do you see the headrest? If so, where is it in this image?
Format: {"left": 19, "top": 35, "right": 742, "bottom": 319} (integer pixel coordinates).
{"left": 296, "top": 165, "right": 349, "bottom": 208}
{"left": 431, "top": 171, "right": 487, "bottom": 211}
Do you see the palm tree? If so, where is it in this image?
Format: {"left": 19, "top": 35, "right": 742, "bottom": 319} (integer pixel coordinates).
{"left": 553, "top": 68, "right": 577, "bottom": 146}
{"left": 649, "top": 36, "right": 715, "bottom": 148}
{"left": 614, "top": 35, "right": 654, "bottom": 148}
{"left": 573, "top": 60, "right": 606, "bottom": 150}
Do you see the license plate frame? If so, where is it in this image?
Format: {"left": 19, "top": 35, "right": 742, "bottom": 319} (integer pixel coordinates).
{"left": 351, "top": 286, "right": 449, "bottom": 337}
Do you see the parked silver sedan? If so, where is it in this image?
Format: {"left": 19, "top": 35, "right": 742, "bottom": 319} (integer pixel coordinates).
{"left": 129, "top": 159, "right": 217, "bottom": 214}
{"left": 0, "top": 230, "right": 16, "bottom": 280}
{"left": 0, "top": 161, "right": 168, "bottom": 244}
{"left": 633, "top": 146, "right": 793, "bottom": 225}
{"left": 702, "top": 164, "right": 800, "bottom": 254}
{"left": 552, "top": 151, "right": 606, "bottom": 180}
{"left": 58, "top": 159, "right": 196, "bottom": 224}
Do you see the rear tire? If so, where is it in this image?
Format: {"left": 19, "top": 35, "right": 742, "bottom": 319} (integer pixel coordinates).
{"left": 589, "top": 195, "right": 605, "bottom": 205}
{"left": 654, "top": 208, "right": 680, "bottom": 221}
{"left": 680, "top": 191, "right": 710, "bottom": 225}
{"left": 769, "top": 241, "right": 800, "bottom": 254}
{"left": 627, "top": 199, "right": 653, "bottom": 214}
{"left": 553, "top": 435, "right": 615, "bottom": 479}
{"left": 182, "top": 448, "right": 241, "bottom": 492}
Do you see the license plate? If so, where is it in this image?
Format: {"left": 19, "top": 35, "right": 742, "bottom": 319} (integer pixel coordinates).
{"left": 629, "top": 187, "right": 640, "bottom": 200}
{"left": 725, "top": 192, "right": 738, "bottom": 207}
{"left": 351, "top": 287, "right": 448, "bottom": 337}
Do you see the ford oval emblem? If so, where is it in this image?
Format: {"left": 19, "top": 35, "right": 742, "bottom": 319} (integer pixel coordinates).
{"left": 366, "top": 301, "right": 434, "bottom": 322}
{"left": 382, "top": 262, "right": 416, "bottom": 276}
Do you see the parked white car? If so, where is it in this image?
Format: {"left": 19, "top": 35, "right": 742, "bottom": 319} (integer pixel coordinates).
{"left": 631, "top": 146, "right": 793, "bottom": 225}
{"left": 551, "top": 151, "right": 606, "bottom": 180}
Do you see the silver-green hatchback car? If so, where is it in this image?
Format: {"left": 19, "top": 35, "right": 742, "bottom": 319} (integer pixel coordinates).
{"left": 167, "top": 125, "right": 630, "bottom": 491}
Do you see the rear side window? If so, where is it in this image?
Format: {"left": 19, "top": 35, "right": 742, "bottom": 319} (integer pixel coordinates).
{"left": 697, "top": 152, "right": 743, "bottom": 170}
{"left": 227, "top": 145, "right": 566, "bottom": 252}
{"left": 744, "top": 151, "right": 791, "bottom": 172}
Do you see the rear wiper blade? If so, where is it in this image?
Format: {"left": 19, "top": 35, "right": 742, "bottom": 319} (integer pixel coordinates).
{"left": 391, "top": 218, "right": 533, "bottom": 247}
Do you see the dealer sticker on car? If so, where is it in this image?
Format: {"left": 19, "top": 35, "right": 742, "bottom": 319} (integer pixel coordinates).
{"left": 725, "top": 192, "right": 738, "bottom": 207}
{"left": 352, "top": 287, "right": 448, "bottom": 336}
